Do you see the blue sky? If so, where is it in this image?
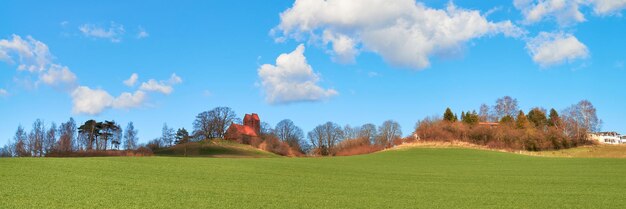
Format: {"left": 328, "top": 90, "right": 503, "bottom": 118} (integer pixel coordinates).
{"left": 1, "top": 0, "right": 625, "bottom": 145}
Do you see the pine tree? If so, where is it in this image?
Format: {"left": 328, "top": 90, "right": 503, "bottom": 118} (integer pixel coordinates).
{"left": 444, "top": 108, "right": 456, "bottom": 122}
{"left": 548, "top": 108, "right": 562, "bottom": 128}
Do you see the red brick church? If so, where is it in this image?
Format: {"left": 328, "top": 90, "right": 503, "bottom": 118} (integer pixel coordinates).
{"left": 225, "top": 113, "right": 261, "bottom": 142}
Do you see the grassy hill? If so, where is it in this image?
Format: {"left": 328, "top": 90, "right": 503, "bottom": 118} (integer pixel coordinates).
{"left": 153, "top": 139, "right": 280, "bottom": 158}
{"left": 1, "top": 148, "right": 626, "bottom": 208}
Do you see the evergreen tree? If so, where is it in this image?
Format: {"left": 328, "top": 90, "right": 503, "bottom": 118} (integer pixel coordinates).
{"left": 516, "top": 110, "right": 530, "bottom": 129}
{"left": 443, "top": 108, "right": 456, "bottom": 122}
{"left": 548, "top": 108, "right": 562, "bottom": 128}
{"left": 527, "top": 108, "right": 548, "bottom": 128}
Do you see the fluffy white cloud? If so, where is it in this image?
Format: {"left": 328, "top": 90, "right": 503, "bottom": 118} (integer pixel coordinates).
{"left": 139, "top": 73, "right": 182, "bottom": 95}
{"left": 39, "top": 64, "right": 77, "bottom": 87}
{"left": 274, "top": 0, "right": 523, "bottom": 69}
{"left": 0, "top": 35, "right": 77, "bottom": 87}
{"left": 123, "top": 73, "right": 139, "bottom": 87}
{"left": 0, "top": 89, "right": 7, "bottom": 96}
{"left": 71, "top": 86, "right": 147, "bottom": 115}
{"left": 526, "top": 32, "right": 589, "bottom": 67}
{"left": 258, "top": 44, "right": 338, "bottom": 104}
{"left": 514, "top": 0, "right": 626, "bottom": 26}
{"left": 79, "top": 22, "right": 125, "bottom": 42}
{"left": 0, "top": 34, "right": 52, "bottom": 72}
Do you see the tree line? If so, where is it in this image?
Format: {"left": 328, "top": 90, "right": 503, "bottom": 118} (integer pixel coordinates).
{"left": 1, "top": 118, "right": 140, "bottom": 157}
{"left": 415, "top": 96, "right": 601, "bottom": 151}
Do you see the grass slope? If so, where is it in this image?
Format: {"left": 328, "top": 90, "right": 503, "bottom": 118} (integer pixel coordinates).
{"left": 1, "top": 148, "right": 626, "bottom": 208}
{"left": 530, "top": 144, "right": 626, "bottom": 158}
{"left": 153, "top": 139, "right": 279, "bottom": 158}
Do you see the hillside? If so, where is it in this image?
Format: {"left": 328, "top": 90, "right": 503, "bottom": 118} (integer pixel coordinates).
{"left": 153, "top": 139, "right": 280, "bottom": 158}
{"left": 2, "top": 148, "right": 626, "bottom": 208}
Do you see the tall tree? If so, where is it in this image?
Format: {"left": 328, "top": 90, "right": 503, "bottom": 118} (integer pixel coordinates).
{"left": 161, "top": 123, "right": 175, "bottom": 146}
{"left": 193, "top": 107, "right": 239, "bottom": 140}
{"left": 274, "top": 119, "right": 305, "bottom": 150}
{"left": 57, "top": 118, "right": 77, "bottom": 153}
{"left": 443, "top": 108, "right": 457, "bottom": 122}
{"left": 175, "top": 128, "right": 190, "bottom": 144}
{"left": 44, "top": 122, "right": 57, "bottom": 155}
{"left": 516, "top": 110, "right": 530, "bottom": 129}
{"left": 548, "top": 108, "right": 562, "bottom": 128}
{"left": 29, "top": 119, "right": 45, "bottom": 157}
{"left": 527, "top": 107, "right": 548, "bottom": 128}
{"left": 78, "top": 120, "right": 99, "bottom": 150}
{"left": 377, "top": 120, "right": 402, "bottom": 147}
{"left": 13, "top": 125, "right": 29, "bottom": 157}
{"left": 123, "top": 122, "right": 138, "bottom": 150}
{"left": 358, "top": 123, "right": 377, "bottom": 145}
{"left": 494, "top": 96, "right": 519, "bottom": 120}
{"left": 307, "top": 122, "right": 343, "bottom": 156}
{"left": 478, "top": 104, "right": 491, "bottom": 122}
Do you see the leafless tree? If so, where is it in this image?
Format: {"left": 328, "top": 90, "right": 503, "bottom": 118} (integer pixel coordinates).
{"left": 308, "top": 122, "right": 343, "bottom": 156}
{"left": 43, "top": 122, "right": 57, "bottom": 155}
{"left": 29, "top": 119, "right": 45, "bottom": 157}
{"left": 57, "top": 118, "right": 77, "bottom": 153}
{"left": 123, "top": 122, "right": 138, "bottom": 150}
{"left": 343, "top": 125, "right": 359, "bottom": 140}
{"left": 193, "top": 107, "right": 239, "bottom": 139}
{"left": 358, "top": 123, "right": 377, "bottom": 144}
{"left": 13, "top": 125, "right": 29, "bottom": 157}
{"left": 161, "top": 123, "right": 175, "bottom": 146}
{"left": 478, "top": 104, "right": 492, "bottom": 122}
{"left": 377, "top": 120, "right": 402, "bottom": 147}
{"left": 494, "top": 96, "right": 519, "bottom": 120}
{"left": 562, "top": 100, "right": 601, "bottom": 135}
{"left": 274, "top": 119, "right": 304, "bottom": 150}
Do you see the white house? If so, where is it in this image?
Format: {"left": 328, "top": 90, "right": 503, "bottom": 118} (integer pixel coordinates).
{"left": 589, "top": 132, "right": 623, "bottom": 144}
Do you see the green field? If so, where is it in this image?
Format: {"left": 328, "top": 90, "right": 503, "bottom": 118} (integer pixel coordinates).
{"left": 1, "top": 148, "right": 626, "bottom": 208}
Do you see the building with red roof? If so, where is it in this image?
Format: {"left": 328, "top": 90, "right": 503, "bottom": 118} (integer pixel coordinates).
{"left": 225, "top": 113, "right": 261, "bottom": 142}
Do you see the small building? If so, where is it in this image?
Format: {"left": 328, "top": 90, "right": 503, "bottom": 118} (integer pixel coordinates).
{"left": 621, "top": 136, "right": 626, "bottom": 144}
{"left": 589, "top": 132, "right": 622, "bottom": 145}
{"left": 225, "top": 113, "right": 261, "bottom": 143}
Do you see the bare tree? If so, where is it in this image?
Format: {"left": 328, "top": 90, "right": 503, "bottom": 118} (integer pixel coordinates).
{"left": 358, "top": 123, "right": 377, "bottom": 144}
{"left": 377, "top": 120, "right": 402, "bottom": 147}
{"left": 562, "top": 100, "right": 601, "bottom": 134}
{"left": 44, "top": 122, "right": 57, "bottom": 155}
{"left": 308, "top": 122, "right": 343, "bottom": 156}
{"left": 29, "top": 119, "right": 45, "bottom": 157}
{"left": 478, "top": 104, "right": 491, "bottom": 122}
{"left": 343, "top": 125, "right": 359, "bottom": 140}
{"left": 123, "top": 122, "right": 138, "bottom": 150}
{"left": 57, "top": 118, "right": 77, "bottom": 153}
{"left": 494, "top": 96, "right": 519, "bottom": 120}
{"left": 161, "top": 123, "right": 175, "bottom": 146}
{"left": 193, "top": 107, "right": 239, "bottom": 140}
{"left": 13, "top": 125, "right": 29, "bottom": 157}
{"left": 274, "top": 119, "right": 304, "bottom": 150}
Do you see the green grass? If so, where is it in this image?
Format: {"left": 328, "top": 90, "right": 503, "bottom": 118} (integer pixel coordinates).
{"left": 153, "top": 139, "right": 280, "bottom": 158}
{"left": 1, "top": 148, "right": 626, "bottom": 208}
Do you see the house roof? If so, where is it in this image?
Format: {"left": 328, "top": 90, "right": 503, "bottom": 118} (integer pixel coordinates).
{"left": 229, "top": 124, "right": 258, "bottom": 137}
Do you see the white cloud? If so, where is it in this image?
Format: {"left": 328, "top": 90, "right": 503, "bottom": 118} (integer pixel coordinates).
{"left": 526, "top": 32, "right": 589, "bottom": 67}
{"left": 79, "top": 22, "right": 125, "bottom": 42}
{"left": 123, "top": 73, "right": 139, "bottom": 87}
{"left": 593, "top": 0, "right": 626, "bottom": 15}
{"left": 0, "top": 34, "right": 77, "bottom": 87}
{"left": 274, "top": 0, "right": 524, "bottom": 69}
{"left": 0, "top": 89, "right": 7, "bottom": 96}
{"left": 139, "top": 73, "right": 182, "bottom": 95}
{"left": 71, "top": 86, "right": 147, "bottom": 115}
{"left": 514, "top": 0, "right": 626, "bottom": 26}
{"left": 137, "top": 26, "right": 149, "bottom": 39}
{"left": 258, "top": 44, "right": 338, "bottom": 104}
{"left": 39, "top": 64, "right": 77, "bottom": 87}
{"left": 0, "top": 34, "right": 52, "bottom": 72}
